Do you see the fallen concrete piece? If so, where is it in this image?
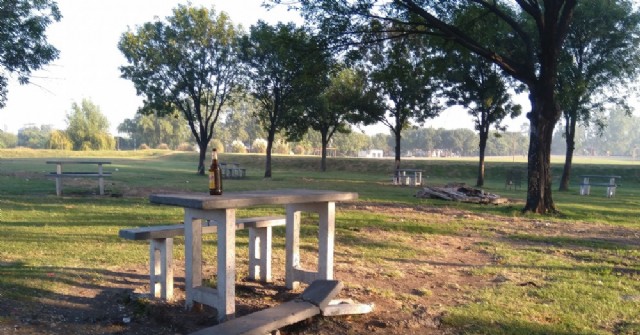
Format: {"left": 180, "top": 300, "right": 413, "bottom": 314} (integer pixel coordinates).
{"left": 189, "top": 280, "right": 343, "bottom": 335}
{"left": 322, "top": 299, "right": 375, "bottom": 317}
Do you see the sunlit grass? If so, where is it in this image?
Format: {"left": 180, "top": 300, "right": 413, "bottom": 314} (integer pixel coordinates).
{"left": 1, "top": 149, "right": 639, "bottom": 334}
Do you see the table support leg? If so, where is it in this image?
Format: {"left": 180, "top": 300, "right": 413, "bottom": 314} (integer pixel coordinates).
{"left": 217, "top": 209, "right": 236, "bottom": 321}
{"left": 285, "top": 202, "right": 335, "bottom": 290}
{"left": 183, "top": 208, "right": 236, "bottom": 321}
{"left": 184, "top": 212, "right": 203, "bottom": 310}
{"left": 285, "top": 208, "right": 301, "bottom": 290}
{"left": 98, "top": 163, "right": 105, "bottom": 195}
{"left": 55, "top": 164, "right": 62, "bottom": 196}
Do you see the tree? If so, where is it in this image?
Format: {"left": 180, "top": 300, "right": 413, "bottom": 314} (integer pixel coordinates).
{"left": 117, "top": 112, "right": 191, "bottom": 149}
{"left": 556, "top": 0, "right": 640, "bottom": 191}
{"left": 443, "top": 50, "right": 522, "bottom": 185}
{"left": 17, "top": 124, "right": 52, "bottom": 148}
{"left": 0, "top": 0, "right": 60, "bottom": 109}
{"left": 307, "top": 67, "right": 381, "bottom": 171}
{"left": 364, "top": 32, "right": 442, "bottom": 175}
{"left": 282, "top": 0, "right": 579, "bottom": 213}
{"left": 241, "top": 22, "right": 327, "bottom": 178}
{"left": 48, "top": 130, "right": 72, "bottom": 150}
{"left": 65, "top": 99, "right": 114, "bottom": 151}
{"left": 119, "top": 5, "right": 243, "bottom": 174}
{"left": 0, "top": 130, "right": 17, "bottom": 148}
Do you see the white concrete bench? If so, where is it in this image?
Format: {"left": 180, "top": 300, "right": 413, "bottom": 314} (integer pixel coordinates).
{"left": 189, "top": 280, "right": 343, "bottom": 335}
{"left": 45, "top": 160, "right": 112, "bottom": 196}
{"left": 119, "top": 216, "right": 285, "bottom": 300}
{"left": 579, "top": 175, "right": 621, "bottom": 197}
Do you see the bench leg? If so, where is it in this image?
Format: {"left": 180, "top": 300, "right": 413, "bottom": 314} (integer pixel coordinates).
{"left": 249, "top": 226, "right": 273, "bottom": 282}
{"left": 99, "top": 177, "right": 105, "bottom": 195}
{"left": 150, "top": 238, "right": 174, "bottom": 300}
{"left": 55, "top": 177, "right": 62, "bottom": 196}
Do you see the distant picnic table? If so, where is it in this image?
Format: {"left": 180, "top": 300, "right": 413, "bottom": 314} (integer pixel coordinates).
{"left": 46, "top": 160, "right": 112, "bottom": 196}
{"left": 579, "top": 175, "right": 621, "bottom": 198}
{"left": 392, "top": 168, "right": 423, "bottom": 187}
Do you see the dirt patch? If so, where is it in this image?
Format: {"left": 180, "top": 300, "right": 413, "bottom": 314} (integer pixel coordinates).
{"left": 2, "top": 201, "right": 637, "bottom": 335}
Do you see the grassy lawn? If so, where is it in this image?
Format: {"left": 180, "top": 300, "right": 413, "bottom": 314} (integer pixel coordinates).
{"left": 0, "top": 148, "right": 639, "bottom": 334}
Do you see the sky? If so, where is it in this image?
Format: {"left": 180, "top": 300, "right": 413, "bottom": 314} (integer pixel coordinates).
{"left": 0, "top": 1, "right": 571, "bottom": 136}
{"left": 2, "top": 0, "right": 306, "bottom": 135}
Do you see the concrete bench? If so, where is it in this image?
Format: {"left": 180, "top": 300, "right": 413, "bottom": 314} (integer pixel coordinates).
{"left": 119, "top": 216, "right": 285, "bottom": 300}
{"left": 45, "top": 160, "right": 112, "bottom": 196}
{"left": 579, "top": 175, "right": 621, "bottom": 197}
{"left": 189, "top": 280, "right": 343, "bottom": 335}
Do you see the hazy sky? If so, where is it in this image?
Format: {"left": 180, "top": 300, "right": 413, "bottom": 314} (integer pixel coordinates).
{"left": 2, "top": 1, "right": 534, "bottom": 135}
{"left": 2, "top": 0, "right": 303, "bottom": 135}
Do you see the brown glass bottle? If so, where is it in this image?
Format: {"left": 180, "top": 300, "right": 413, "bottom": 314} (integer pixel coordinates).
{"left": 208, "top": 148, "right": 223, "bottom": 195}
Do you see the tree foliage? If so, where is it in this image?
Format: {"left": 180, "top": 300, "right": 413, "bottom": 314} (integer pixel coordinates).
{"left": 556, "top": 0, "right": 640, "bottom": 191}
{"left": 363, "top": 32, "right": 442, "bottom": 172}
{"left": 306, "top": 66, "right": 381, "bottom": 171}
{"left": 240, "top": 21, "right": 329, "bottom": 177}
{"left": 17, "top": 124, "right": 51, "bottom": 148}
{"left": 117, "top": 112, "right": 191, "bottom": 149}
{"left": 0, "top": 0, "right": 60, "bottom": 108}
{"left": 119, "top": 4, "right": 243, "bottom": 174}
{"left": 278, "top": 0, "right": 578, "bottom": 213}
{"left": 65, "top": 99, "right": 114, "bottom": 151}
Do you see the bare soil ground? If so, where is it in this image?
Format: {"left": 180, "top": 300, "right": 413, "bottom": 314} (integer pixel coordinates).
{"left": 2, "top": 200, "right": 638, "bottom": 335}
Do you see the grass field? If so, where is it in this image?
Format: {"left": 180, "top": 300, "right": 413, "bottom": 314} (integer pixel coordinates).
{"left": 1, "top": 148, "right": 639, "bottom": 334}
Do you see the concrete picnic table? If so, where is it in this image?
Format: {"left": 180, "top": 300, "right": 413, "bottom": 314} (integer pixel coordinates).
{"left": 149, "top": 189, "right": 358, "bottom": 321}
{"left": 393, "top": 168, "right": 423, "bottom": 186}
{"left": 579, "top": 175, "right": 621, "bottom": 197}
{"left": 46, "top": 160, "right": 112, "bottom": 196}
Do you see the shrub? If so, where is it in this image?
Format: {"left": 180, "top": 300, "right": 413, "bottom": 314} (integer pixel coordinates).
{"left": 293, "top": 144, "right": 306, "bottom": 155}
{"left": 273, "top": 140, "right": 290, "bottom": 155}
{"left": 176, "top": 142, "right": 195, "bottom": 151}
{"left": 138, "top": 143, "right": 150, "bottom": 150}
{"left": 231, "top": 140, "right": 247, "bottom": 153}
{"left": 252, "top": 138, "right": 267, "bottom": 153}
{"left": 210, "top": 139, "right": 224, "bottom": 153}
{"left": 156, "top": 143, "right": 170, "bottom": 150}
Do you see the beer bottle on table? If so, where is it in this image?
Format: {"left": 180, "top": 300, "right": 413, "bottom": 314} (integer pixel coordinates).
{"left": 209, "top": 148, "right": 223, "bottom": 195}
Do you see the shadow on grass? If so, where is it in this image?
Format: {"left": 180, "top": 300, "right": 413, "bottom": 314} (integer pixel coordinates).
{"left": 0, "top": 262, "right": 215, "bottom": 335}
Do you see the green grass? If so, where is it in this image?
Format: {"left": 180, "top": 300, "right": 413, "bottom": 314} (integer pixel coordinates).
{"left": 1, "top": 149, "right": 639, "bottom": 334}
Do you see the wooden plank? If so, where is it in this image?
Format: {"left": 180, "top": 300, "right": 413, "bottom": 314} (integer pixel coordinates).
{"left": 189, "top": 300, "right": 319, "bottom": 335}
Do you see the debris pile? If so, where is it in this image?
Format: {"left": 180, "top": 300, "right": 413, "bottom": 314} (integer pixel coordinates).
{"left": 416, "top": 183, "right": 507, "bottom": 204}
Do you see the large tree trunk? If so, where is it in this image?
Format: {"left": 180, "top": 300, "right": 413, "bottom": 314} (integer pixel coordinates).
{"left": 559, "top": 113, "right": 577, "bottom": 191}
{"left": 476, "top": 130, "right": 488, "bottom": 187}
{"left": 197, "top": 141, "right": 207, "bottom": 175}
{"left": 320, "top": 130, "right": 328, "bottom": 172}
{"left": 524, "top": 86, "right": 560, "bottom": 214}
{"left": 264, "top": 129, "right": 275, "bottom": 178}
{"left": 394, "top": 129, "right": 402, "bottom": 178}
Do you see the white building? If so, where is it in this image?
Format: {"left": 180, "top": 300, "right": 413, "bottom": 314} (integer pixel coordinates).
{"left": 358, "top": 149, "right": 384, "bottom": 158}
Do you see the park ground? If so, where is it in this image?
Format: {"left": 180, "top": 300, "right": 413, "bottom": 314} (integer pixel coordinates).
{"left": 0, "top": 149, "right": 639, "bottom": 334}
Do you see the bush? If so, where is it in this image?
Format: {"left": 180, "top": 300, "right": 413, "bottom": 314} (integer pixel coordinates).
{"left": 176, "top": 142, "right": 195, "bottom": 151}
{"left": 252, "top": 138, "right": 267, "bottom": 153}
{"left": 273, "top": 140, "right": 290, "bottom": 155}
{"left": 138, "top": 143, "right": 150, "bottom": 150}
{"left": 156, "top": 143, "right": 170, "bottom": 150}
{"left": 293, "top": 144, "right": 306, "bottom": 155}
{"left": 231, "top": 140, "right": 247, "bottom": 153}
{"left": 210, "top": 139, "right": 224, "bottom": 153}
